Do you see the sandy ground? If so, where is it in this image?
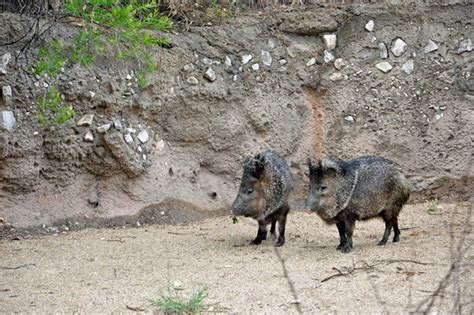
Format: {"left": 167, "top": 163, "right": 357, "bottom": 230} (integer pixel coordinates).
{"left": 1, "top": 202, "right": 473, "bottom": 314}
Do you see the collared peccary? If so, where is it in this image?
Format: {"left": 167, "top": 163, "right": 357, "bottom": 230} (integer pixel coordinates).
{"left": 231, "top": 150, "right": 293, "bottom": 246}
{"left": 305, "top": 156, "right": 411, "bottom": 253}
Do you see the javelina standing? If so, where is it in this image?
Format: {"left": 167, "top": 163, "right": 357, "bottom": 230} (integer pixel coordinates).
{"left": 305, "top": 156, "right": 411, "bottom": 253}
{"left": 231, "top": 150, "right": 293, "bottom": 246}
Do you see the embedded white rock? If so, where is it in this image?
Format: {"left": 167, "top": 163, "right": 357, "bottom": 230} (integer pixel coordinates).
{"left": 424, "top": 40, "right": 439, "bottom": 53}
{"left": 378, "top": 42, "right": 388, "bottom": 59}
{"left": 0, "top": 111, "right": 15, "bottom": 131}
{"left": 137, "top": 129, "right": 149, "bottom": 143}
{"left": 334, "top": 58, "right": 346, "bottom": 70}
{"left": 375, "top": 61, "right": 393, "bottom": 73}
{"left": 391, "top": 38, "right": 407, "bottom": 57}
{"left": 458, "top": 38, "right": 472, "bottom": 54}
{"left": 330, "top": 72, "right": 343, "bottom": 82}
{"left": 323, "top": 34, "right": 337, "bottom": 50}
{"left": 252, "top": 63, "right": 260, "bottom": 71}
{"left": 84, "top": 131, "right": 94, "bottom": 142}
{"left": 96, "top": 123, "right": 112, "bottom": 133}
{"left": 76, "top": 114, "right": 94, "bottom": 126}
{"left": 306, "top": 57, "right": 316, "bottom": 67}
{"left": 324, "top": 50, "right": 335, "bottom": 63}
{"left": 261, "top": 50, "right": 272, "bottom": 67}
{"left": 242, "top": 54, "right": 253, "bottom": 64}
{"left": 365, "top": 20, "right": 374, "bottom": 32}
{"left": 401, "top": 59, "right": 414, "bottom": 74}
{"left": 124, "top": 133, "right": 134, "bottom": 144}
{"left": 204, "top": 68, "right": 216, "bottom": 82}
{"left": 225, "top": 56, "right": 232, "bottom": 67}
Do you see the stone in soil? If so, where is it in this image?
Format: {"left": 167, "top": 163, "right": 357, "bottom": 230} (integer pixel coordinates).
{"left": 334, "top": 58, "right": 346, "bottom": 70}
{"left": 242, "top": 54, "right": 253, "bottom": 64}
{"left": 378, "top": 42, "right": 388, "bottom": 59}
{"left": 391, "top": 38, "right": 407, "bottom": 57}
{"left": 401, "top": 60, "right": 414, "bottom": 74}
{"left": 306, "top": 58, "right": 316, "bottom": 67}
{"left": 0, "top": 111, "right": 15, "bottom": 131}
{"left": 323, "top": 34, "right": 337, "bottom": 50}
{"left": 84, "top": 131, "right": 94, "bottom": 142}
{"left": 324, "top": 50, "right": 335, "bottom": 63}
{"left": 137, "top": 130, "right": 149, "bottom": 143}
{"left": 458, "top": 39, "right": 472, "bottom": 54}
{"left": 375, "top": 61, "right": 393, "bottom": 73}
{"left": 204, "top": 68, "right": 216, "bottom": 82}
{"left": 424, "top": 40, "right": 439, "bottom": 53}
{"left": 97, "top": 124, "right": 112, "bottom": 134}
{"left": 77, "top": 114, "right": 94, "bottom": 126}
{"left": 187, "top": 76, "right": 199, "bottom": 85}
{"left": 0, "top": 53, "right": 11, "bottom": 75}
{"left": 261, "top": 50, "right": 272, "bottom": 67}
{"left": 365, "top": 20, "right": 374, "bottom": 32}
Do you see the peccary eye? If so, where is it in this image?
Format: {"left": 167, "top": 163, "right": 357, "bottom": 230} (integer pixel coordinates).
{"left": 320, "top": 186, "right": 327, "bottom": 191}
{"left": 246, "top": 188, "right": 254, "bottom": 195}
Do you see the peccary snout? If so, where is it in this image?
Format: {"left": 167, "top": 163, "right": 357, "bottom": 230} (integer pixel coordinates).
{"left": 306, "top": 156, "right": 411, "bottom": 253}
{"left": 231, "top": 150, "right": 293, "bottom": 247}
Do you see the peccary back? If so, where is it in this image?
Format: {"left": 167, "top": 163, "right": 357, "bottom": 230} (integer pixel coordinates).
{"left": 231, "top": 150, "right": 293, "bottom": 246}
{"left": 305, "top": 155, "right": 411, "bottom": 252}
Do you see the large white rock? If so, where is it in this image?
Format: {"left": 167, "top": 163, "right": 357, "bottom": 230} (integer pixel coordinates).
{"left": 76, "top": 114, "right": 94, "bottom": 126}
{"left": 424, "top": 40, "right": 439, "bottom": 53}
{"left": 323, "top": 34, "right": 337, "bottom": 50}
{"left": 137, "top": 129, "right": 149, "bottom": 143}
{"left": 261, "top": 50, "right": 272, "bottom": 67}
{"left": 242, "top": 54, "right": 253, "bottom": 64}
{"left": 365, "top": 20, "right": 374, "bottom": 32}
{"left": 378, "top": 42, "right": 388, "bottom": 59}
{"left": 306, "top": 57, "right": 316, "bottom": 67}
{"left": 324, "top": 50, "right": 335, "bottom": 63}
{"left": 0, "top": 111, "right": 15, "bottom": 131}
{"left": 204, "top": 68, "right": 216, "bottom": 82}
{"left": 401, "top": 59, "right": 414, "bottom": 74}
{"left": 0, "top": 53, "right": 11, "bottom": 75}
{"left": 391, "top": 38, "right": 407, "bottom": 57}
{"left": 458, "top": 38, "right": 472, "bottom": 54}
{"left": 375, "top": 61, "right": 393, "bottom": 73}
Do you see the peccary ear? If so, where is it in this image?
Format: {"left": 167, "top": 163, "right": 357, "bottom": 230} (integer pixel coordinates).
{"left": 252, "top": 153, "right": 266, "bottom": 179}
{"left": 322, "top": 156, "right": 343, "bottom": 174}
{"left": 307, "top": 157, "right": 320, "bottom": 172}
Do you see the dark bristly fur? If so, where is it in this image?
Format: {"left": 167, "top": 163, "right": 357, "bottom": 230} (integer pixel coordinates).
{"left": 305, "top": 156, "right": 411, "bottom": 253}
{"left": 231, "top": 150, "right": 293, "bottom": 247}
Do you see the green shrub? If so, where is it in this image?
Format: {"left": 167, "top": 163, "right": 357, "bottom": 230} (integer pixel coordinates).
{"left": 34, "top": 40, "right": 67, "bottom": 77}
{"left": 36, "top": 86, "right": 74, "bottom": 126}
{"left": 150, "top": 287, "right": 208, "bottom": 315}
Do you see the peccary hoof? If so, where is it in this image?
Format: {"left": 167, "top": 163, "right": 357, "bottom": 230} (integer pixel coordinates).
{"left": 340, "top": 243, "right": 352, "bottom": 253}
{"left": 274, "top": 237, "right": 285, "bottom": 247}
{"left": 393, "top": 235, "right": 400, "bottom": 243}
{"left": 336, "top": 243, "right": 344, "bottom": 250}
{"left": 250, "top": 239, "right": 263, "bottom": 245}
{"left": 377, "top": 239, "right": 387, "bottom": 246}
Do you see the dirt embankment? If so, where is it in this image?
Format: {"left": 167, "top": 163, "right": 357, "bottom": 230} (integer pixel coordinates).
{"left": 0, "top": 3, "right": 473, "bottom": 232}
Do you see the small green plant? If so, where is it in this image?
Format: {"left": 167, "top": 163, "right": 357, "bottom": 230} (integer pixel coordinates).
{"left": 232, "top": 216, "right": 239, "bottom": 224}
{"left": 70, "top": 29, "right": 104, "bottom": 66}
{"left": 427, "top": 198, "right": 439, "bottom": 213}
{"left": 34, "top": 39, "right": 67, "bottom": 77}
{"left": 36, "top": 86, "right": 74, "bottom": 126}
{"left": 150, "top": 287, "right": 208, "bottom": 314}
{"left": 207, "top": 0, "right": 232, "bottom": 20}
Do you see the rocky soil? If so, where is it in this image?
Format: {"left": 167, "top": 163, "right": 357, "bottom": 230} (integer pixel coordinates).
{"left": 0, "top": 2, "right": 473, "bottom": 233}
{"left": 0, "top": 202, "right": 472, "bottom": 313}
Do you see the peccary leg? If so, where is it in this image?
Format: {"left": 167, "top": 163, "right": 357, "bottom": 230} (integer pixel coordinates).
{"left": 393, "top": 217, "right": 400, "bottom": 243}
{"left": 275, "top": 205, "right": 290, "bottom": 247}
{"left": 250, "top": 220, "right": 267, "bottom": 245}
{"left": 378, "top": 219, "right": 393, "bottom": 246}
{"left": 341, "top": 220, "right": 355, "bottom": 253}
{"left": 270, "top": 219, "right": 277, "bottom": 241}
{"left": 336, "top": 221, "right": 347, "bottom": 250}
